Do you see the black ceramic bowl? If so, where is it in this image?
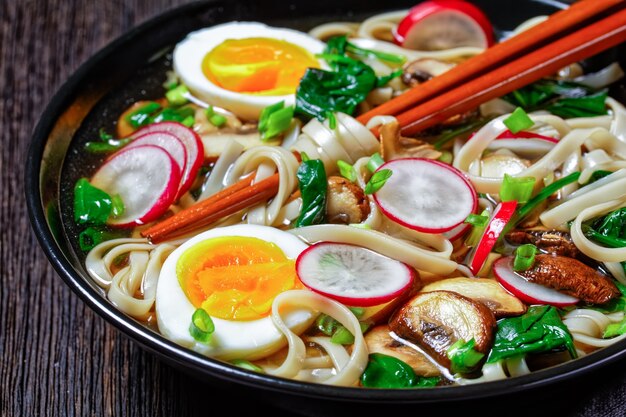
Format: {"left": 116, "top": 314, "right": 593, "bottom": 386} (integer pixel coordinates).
{"left": 25, "top": 0, "right": 626, "bottom": 414}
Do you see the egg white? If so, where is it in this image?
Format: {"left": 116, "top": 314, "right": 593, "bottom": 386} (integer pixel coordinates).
{"left": 156, "top": 224, "right": 314, "bottom": 360}
{"left": 173, "top": 22, "right": 326, "bottom": 121}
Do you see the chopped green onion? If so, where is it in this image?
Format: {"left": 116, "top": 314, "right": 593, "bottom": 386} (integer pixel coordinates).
{"left": 181, "top": 115, "right": 195, "bottom": 127}
{"left": 74, "top": 178, "right": 112, "bottom": 225}
{"left": 151, "top": 106, "right": 195, "bottom": 124}
{"left": 189, "top": 308, "right": 215, "bottom": 343}
{"left": 300, "top": 151, "right": 310, "bottom": 162}
{"left": 465, "top": 209, "right": 490, "bottom": 246}
{"left": 500, "top": 174, "right": 536, "bottom": 203}
{"left": 99, "top": 128, "right": 113, "bottom": 140}
{"left": 316, "top": 314, "right": 337, "bottom": 336}
{"left": 364, "top": 168, "right": 392, "bottom": 195}
{"left": 447, "top": 338, "right": 485, "bottom": 375}
{"left": 367, "top": 152, "right": 385, "bottom": 173}
{"left": 331, "top": 322, "right": 370, "bottom": 345}
{"left": 438, "top": 150, "right": 453, "bottom": 164}
{"left": 326, "top": 111, "right": 337, "bottom": 129}
{"left": 349, "top": 223, "right": 372, "bottom": 230}
{"left": 516, "top": 172, "right": 580, "bottom": 221}
{"left": 349, "top": 307, "right": 365, "bottom": 318}
{"left": 503, "top": 107, "right": 534, "bottom": 134}
{"left": 337, "top": 160, "right": 357, "bottom": 182}
{"left": 259, "top": 101, "right": 285, "bottom": 132}
{"left": 110, "top": 194, "right": 125, "bottom": 218}
{"left": 230, "top": 359, "right": 265, "bottom": 373}
{"left": 206, "top": 106, "right": 227, "bottom": 127}
{"left": 513, "top": 244, "right": 538, "bottom": 271}
{"left": 208, "top": 113, "right": 226, "bottom": 127}
{"left": 84, "top": 139, "right": 131, "bottom": 153}
{"left": 165, "top": 84, "right": 189, "bottom": 106}
{"left": 78, "top": 227, "right": 121, "bottom": 251}
{"left": 262, "top": 106, "right": 294, "bottom": 140}
{"left": 604, "top": 317, "right": 626, "bottom": 338}
{"left": 346, "top": 43, "right": 406, "bottom": 65}
{"left": 126, "top": 101, "right": 162, "bottom": 128}
{"left": 465, "top": 213, "right": 489, "bottom": 227}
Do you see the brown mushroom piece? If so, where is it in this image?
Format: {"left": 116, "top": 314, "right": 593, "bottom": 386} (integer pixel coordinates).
{"left": 389, "top": 291, "right": 496, "bottom": 370}
{"left": 402, "top": 58, "right": 455, "bottom": 88}
{"left": 505, "top": 230, "right": 582, "bottom": 259}
{"left": 325, "top": 176, "right": 370, "bottom": 224}
{"left": 421, "top": 277, "right": 527, "bottom": 318}
{"left": 379, "top": 120, "right": 442, "bottom": 161}
{"left": 517, "top": 254, "right": 620, "bottom": 304}
{"left": 364, "top": 325, "right": 441, "bottom": 377}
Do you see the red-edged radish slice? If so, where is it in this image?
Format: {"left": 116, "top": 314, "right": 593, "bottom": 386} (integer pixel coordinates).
{"left": 91, "top": 145, "right": 181, "bottom": 227}
{"left": 496, "top": 130, "right": 559, "bottom": 143}
{"left": 373, "top": 158, "right": 477, "bottom": 233}
{"left": 394, "top": 0, "right": 494, "bottom": 50}
{"left": 493, "top": 256, "right": 579, "bottom": 307}
{"left": 131, "top": 122, "right": 204, "bottom": 199}
{"left": 126, "top": 131, "right": 188, "bottom": 177}
{"left": 296, "top": 242, "right": 415, "bottom": 307}
{"left": 467, "top": 200, "right": 517, "bottom": 275}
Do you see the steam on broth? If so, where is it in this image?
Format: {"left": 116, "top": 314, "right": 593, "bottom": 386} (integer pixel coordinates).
{"left": 68, "top": 2, "right": 626, "bottom": 388}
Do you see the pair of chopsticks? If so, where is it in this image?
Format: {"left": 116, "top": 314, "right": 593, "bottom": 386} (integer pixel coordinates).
{"left": 142, "top": 0, "right": 626, "bottom": 243}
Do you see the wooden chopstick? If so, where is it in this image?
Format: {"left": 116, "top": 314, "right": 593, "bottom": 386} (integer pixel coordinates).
{"left": 141, "top": 174, "right": 279, "bottom": 243}
{"left": 396, "top": 7, "right": 626, "bottom": 136}
{"left": 357, "top": 0, "right": 624, "bottom": 126}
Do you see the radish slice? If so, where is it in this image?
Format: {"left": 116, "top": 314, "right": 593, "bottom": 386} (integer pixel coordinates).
{"left": 496, "top": 130, "right": 559, "bottom": 143}
{"left": 90, "top": 145, "right": 181, "bottom": 227}
{"left": 493, "top": 257, "right": 579, "bottom": 307}
{"left": 373, "top": 158, "right": 477, "bottom": 233}
{"left": 467, "top": 200, "right": 517, "bottom": 275}
{"left": 394, "top": 0, "right": 494, "bottom": 50}
{"left": 131, "top": 122, "right": 204, "bottom": 199}
{"left": 296, "top": 242, "right": 415, "bottom": 307}
{"left": 126, "top": 131, "right": 188, "bottom": 177}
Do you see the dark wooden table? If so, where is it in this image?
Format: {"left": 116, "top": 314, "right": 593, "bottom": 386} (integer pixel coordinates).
{"left": 3, "top": 0, "right": 626, "bottom": 415}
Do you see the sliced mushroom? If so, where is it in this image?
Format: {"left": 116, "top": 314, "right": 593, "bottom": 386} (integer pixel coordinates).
{"left": 518, "top": 254, "right": 620, "bottom": 305}
{"left": 402, "top": 58, "right": 455, "bottom": 88}
{"left": 421, "top": 277, "right": 527, "bottom": 318}
{"left": 365, "top": 325, "right": 442, "bottom": 377}
{"left": 505, "top": 230, "right": 581, "bottom": 259}
{"left": 325, "top": 176, "right": 370, "bottom": 224}
{"left": 379, "top": 120, "right": 442, "bottom": 161}
{"left": 389, "top": 291, "right": 496, "bottom": 370}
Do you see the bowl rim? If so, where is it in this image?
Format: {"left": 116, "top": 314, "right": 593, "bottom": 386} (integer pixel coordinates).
{"left": 24, "top": 0, "right": 626, "bottom": 404}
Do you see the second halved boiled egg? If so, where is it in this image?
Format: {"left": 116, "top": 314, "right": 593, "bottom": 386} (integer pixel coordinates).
{"left": 173, "top": 22, "right": 326, "bottom": 120}
{"left": 155, "top": 224, "right": 315, "bottom": 360}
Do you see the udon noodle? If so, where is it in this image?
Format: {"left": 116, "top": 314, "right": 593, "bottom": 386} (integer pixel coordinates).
{"left": 72, "top": 5, "right": 626, "bottom": 388}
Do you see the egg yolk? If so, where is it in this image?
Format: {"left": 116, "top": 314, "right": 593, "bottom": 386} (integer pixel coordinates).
{"left": 201, "top": 37, "right": 320, "bottom": 96}
{"left": 177, "top": 236, "right": 300, "bottom": 321}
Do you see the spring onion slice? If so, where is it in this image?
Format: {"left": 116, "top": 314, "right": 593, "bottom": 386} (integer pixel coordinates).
{"left": 513, "top": 244, "right": 538, "bottom": 271}
{"left": 259, "top": 101, "right": 285, "bottom": 132}
{"left": 166, "top": 84, "right": 190, "bottom": 106}
{"left": 367, "top": 153, "right": 385, "bottom": 173}
{"left": 465, "top": 213, "right": 489, "bottom": 227}
{"left": 337, "top": 160, "right": 357, "bottom": 182}
{"left": 364, "top": 169, "right": 392, "bottom": 195}
{"left": 500, "top": 174, "right": 536, "bottom": 203}
{"left": 189, "top": 308, "right": 215, "bottom": 343}
{"left": 504, "top": 107, "right": 534, "bottom": 133}
{"left": 262, "top": 106, "right": 294, "bottom": 140}
{"left": 516, "top": 172, "right": 581, "bottom": 221}
{"left": 447, "top": 338, "right": 484, "bottom": 374}
{"left": 231, "top": 359, "right": 265, "bottom": 373}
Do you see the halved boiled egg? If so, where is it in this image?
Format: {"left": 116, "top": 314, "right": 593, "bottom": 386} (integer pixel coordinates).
{"left": 173, "top": 22, "right": 326, "bottom": 120}
{"left": 156, "top": 224, "right": 315, "bottom": 360}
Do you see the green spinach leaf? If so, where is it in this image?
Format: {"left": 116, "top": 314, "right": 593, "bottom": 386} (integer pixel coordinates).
{"left": 487, "top": 305, "right": 577, "bottom": 363}
{"left": 295, "top": 158, "right": 327, "bottom": 227}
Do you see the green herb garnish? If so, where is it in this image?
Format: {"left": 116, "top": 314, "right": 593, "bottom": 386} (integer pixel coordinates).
{"left": 364, "top": 169, "right": 392, "bottom": 195}
{"left": 189, "top": 308, "right": 215, "bottom": 343}
{"left": 295, "top": 158, "right": 327, "bottom": 227}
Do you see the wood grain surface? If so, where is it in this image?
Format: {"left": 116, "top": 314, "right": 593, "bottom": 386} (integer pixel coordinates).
{"left": 2, "top": 0, "right": 626, "bottom": 416}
